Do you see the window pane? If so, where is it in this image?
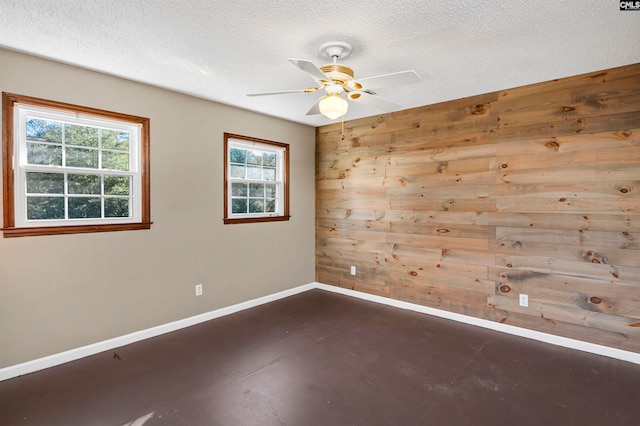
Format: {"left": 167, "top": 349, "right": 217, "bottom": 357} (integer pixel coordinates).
{"left": 27, "top": 196, "right": 64, "bottom": 220}
{"left": 229, "top": 147, "right": 246, "bottom": 163}
{"left": 68, "top": 197, "right": 101, "bottom": 218}
{"left": 249, "top": 182, "right": 264, "bottom": 197}
{"left": 265, "top": 183, "right": 276, "bottom": 198}
{"left": 263, "top": 152, "right": 276, "bottom": 167}
{"left": 249, "top": 199, "right": 264, "bottom": 213}
{"left": 232, "top": 182, "right": 247, "bottom": 197}
{"left": 26, "top": 172, "right": 64, "bottom": 194}
{"left": 231, "top": 198, "right": 247, "bottom": 214}
{"left": 27, "top": 142, "right": 62, "bottom": 166}
{"left": 230, "top": 165, "right": 245, "bottom": 178}
{"left": 247, "top": 150, "right": 261, "bottom": 165}
{"left": 102, "top": 130, "right": 129, "bottom": 150}
{"left": 105, "top": 198, "right": 129, "bottom": 217}
{"left": 68, "top": 174, "right": 101, "bottom": 195}
{"left": 263, "top": 167, "right": 276, "bottom": 181}
{"left": 66, "top": 147, "right": 99, "bottom": 168}
{"left": 247, "top": 166, "right": 261, "bottom": 179}
{"left": 65, "top": 124, "right": 98, "bottom": 147}
{"left": 265, "top": 199, "right": 276, "bottom": 213}
{"left": 104, "top": 176, "right": 130, "bottom": 195}
{"left": 102, "top": 151, "right": 129, "bottom": 171}
{"left": 26, "top": 118, "right": 62, "bottom": 143}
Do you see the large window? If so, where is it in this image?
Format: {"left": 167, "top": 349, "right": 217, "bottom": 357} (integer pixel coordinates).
{"left": 2, "top": 93, "right": 151, "bottom": 237}
{"left": 224, "top": 133, "right": 289, "bottom": 224}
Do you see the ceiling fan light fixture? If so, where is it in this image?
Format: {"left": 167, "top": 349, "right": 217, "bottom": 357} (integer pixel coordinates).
{"left": 319, "top": 93, "right": 348, "bottom": 120}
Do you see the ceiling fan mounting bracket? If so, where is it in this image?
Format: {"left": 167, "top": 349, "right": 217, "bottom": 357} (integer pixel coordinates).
{"left": 318, "top": 41, "right": 352, "bottom": 60}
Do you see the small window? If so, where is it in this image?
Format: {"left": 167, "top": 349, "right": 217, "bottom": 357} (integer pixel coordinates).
{"left": 224, "top": 133, "right": 289, "bottom": 224}
{"left": 2, "top": 93, "right": 151, "bottom": 237}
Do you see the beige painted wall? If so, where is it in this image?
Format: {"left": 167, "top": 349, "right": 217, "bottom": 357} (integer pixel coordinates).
{"left": 0, "top": 48, "right": 316, "bottom": 368}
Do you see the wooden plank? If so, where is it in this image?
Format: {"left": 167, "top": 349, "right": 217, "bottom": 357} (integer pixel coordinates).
{"left": 316, "top": 218, "right": 391, "bottom": 232}
{"left": 492, "top": 110, "right": 640, "bottom": 142}
{"left": 316, "top": 227, "right": 388, "bottom": 243}
{"left": 494, "top": 65, "right": 640, "bottom": 104}
{"left": 495, "top": 129, "right": 640, "bottom": 157}
{"left": 316, "top": 176, "right": 385, "bottom": 190}
{"left": 316, "top": 197, "right": 390, "bottom": 210}
{"left": 498, "top": 164, "right": 640, "bottom": 185}
{"left": 490, "top": 180, "right": 640, "bottom": 199}
{"left": 488, "top": 295, "right": 640, "bottom": 336}
{"left": 493, "top": 269, "right": 640, "bottom": 302}
{"left": 496, "top": 226, "right": 640, "bottom": 250}
{"left": 387, "top": 131, "right": 493, "bottom": 154}
{"left": 488, "top": 212, "right": 640, "bottom": 232}
{"left": 316, "top": 208, "right": 387, "bottom": 221}
{"left": 391, "top": 196, "right": 496, "bottom": 212}
{"left": 390, "top": 221, "right": 494, "bottom": 240}
{"left": 386, "top": 231, "right": 489, "bottom": 251}
{"left": 495, "top": 254, "right": 640, "bottom": 284}
{"left": 494, "top": 282, "right": 640, "bottom": 320}
{"left": 496, "top": 146, "right": 640, "bottom": 172}
{"left": 497, "top": 92, "right": 640, "bottom": 129}
{"left": 317, "top": 277, "right": 391, "bottom": 298}
{"left": 491, "top": 238, "right": 640, "bottom": 267}
{"left": 385, "top": 210, "right": 490, "bottom": 226}
{"left": 390, "top": 244, "right": 494, "bottom": 267}
{"left": 493, "top": 310, "right": 640, "bottom": 353}
{"left": 496, "top": 197, "right": 638, "bottom": 214}
{"left": 384, "top": 170, "right": 496, "bottom": 188}
{"left": 388, "top": 184, "right": 490, "bottom": 199}
{"left": 386, "top": 157, "right": 492, "bottom": 177}
{"left": 316, "top": 188, "right": 387, "bottom": 201}
{"left": 389, "top": 277, "right": 496, "bottom": 319}
{"left": 387, "top": 255, "right": 490, "bottom": 285}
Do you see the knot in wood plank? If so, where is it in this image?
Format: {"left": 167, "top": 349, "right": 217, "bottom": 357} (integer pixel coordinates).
{"left": 471, "top": 104, "right": 488, "bottom": 115}
{"left": 615, "top": 130, "right": 632, "bottom": 139}
{"left": 544, "top": 140, "right": 560, "bottom": 150}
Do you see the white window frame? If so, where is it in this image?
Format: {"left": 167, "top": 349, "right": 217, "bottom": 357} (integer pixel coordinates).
{"left": 13, "top": 105, "right": 142, "bottom": 227}
{"left": 224, "top": 133, "right": 290, "bottom": 224}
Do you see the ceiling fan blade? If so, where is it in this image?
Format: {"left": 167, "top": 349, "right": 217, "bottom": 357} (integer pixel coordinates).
{"left": 247, "top": 87, "right": 319, "bottom": 97}
{"left": 348, "top": 91, "right": 401, "bottom": 112}
{"left": 289, "top": 58, "right": 330, "bottom": 82}
{"left": 352, "top": 70, "right": 421, "bottom": 90}
{"left": 306, "top": 99, "right": 321, "bottom": 116}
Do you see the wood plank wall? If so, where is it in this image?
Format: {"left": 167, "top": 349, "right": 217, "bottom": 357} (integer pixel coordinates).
{"left": 315, "top": 63, "right": 640, "bottom": 353}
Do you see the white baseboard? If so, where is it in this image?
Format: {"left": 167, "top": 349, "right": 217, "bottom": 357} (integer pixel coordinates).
{"left": 314, "top": 282, "right": 640, "bottom": 365}
{"left": 0, "top": 283, "right": 315, "bottom": 382}
{"left": 2, "top": 281, "right": 638, "bottom": 381}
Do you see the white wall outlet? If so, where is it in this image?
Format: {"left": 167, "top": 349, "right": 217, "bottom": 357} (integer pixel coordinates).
{"left": 519, "top": 294, "right": 528, "bottom": 307}
{"left": 195, "top": 284, "right": 203, "bottom": 296}
{"left": 350, "top": 265, "right": 356, "bottom": 276}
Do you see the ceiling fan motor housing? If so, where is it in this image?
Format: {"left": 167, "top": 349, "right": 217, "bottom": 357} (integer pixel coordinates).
{"left": 320, "top": 64, "right": 354, "bottom": 86}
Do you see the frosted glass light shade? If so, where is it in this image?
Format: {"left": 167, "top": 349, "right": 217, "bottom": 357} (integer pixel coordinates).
{"left": 319, "top": 94, "right": 348, "bottom": 119}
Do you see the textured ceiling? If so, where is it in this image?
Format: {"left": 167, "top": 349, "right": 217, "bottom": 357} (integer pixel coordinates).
{"left": 1, "top": 1, "right": 639, "bottom": 127}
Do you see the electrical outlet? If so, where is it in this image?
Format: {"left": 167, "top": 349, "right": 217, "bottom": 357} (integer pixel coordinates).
{"left": 519, "top": 294, "right": 528, "bottom": 307}
{"left": 350, "top": 265, "right": 356, "bottom": 276}
{"left": 195, "top": 284, "right": 203, "bottom": 296}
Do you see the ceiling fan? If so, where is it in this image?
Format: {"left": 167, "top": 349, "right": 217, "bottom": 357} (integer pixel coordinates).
{"left": 247, "top": 41, "right": 421, "bottom": 120}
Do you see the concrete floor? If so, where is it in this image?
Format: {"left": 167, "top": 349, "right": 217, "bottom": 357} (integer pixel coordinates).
{"left": 1, "top": 289, "right": 639, "bottom": 425}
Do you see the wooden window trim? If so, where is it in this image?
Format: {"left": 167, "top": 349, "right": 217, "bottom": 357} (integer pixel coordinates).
{"left": 223, "top": 133, "right": 290, "bottom": 224}
{"left": 2, "top": 92, "right": 151, "bottom": 237}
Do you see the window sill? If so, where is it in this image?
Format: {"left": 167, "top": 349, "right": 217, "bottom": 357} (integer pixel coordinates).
{"left": 2, "top": 222, "right": 153, "bottom": 238}
{"left": 223, "top": 215, "right": 290, "bottom": 225}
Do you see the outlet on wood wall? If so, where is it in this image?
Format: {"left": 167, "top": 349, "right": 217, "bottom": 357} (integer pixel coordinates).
{"left": 315, "top": 63, "right": 640, "bottom": 353}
